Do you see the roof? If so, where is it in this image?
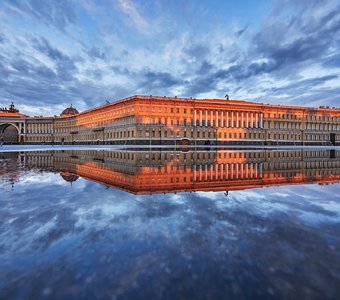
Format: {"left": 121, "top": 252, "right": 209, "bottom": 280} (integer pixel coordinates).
{"left": 60, "top": 106, "right": 79, "bottom": 117}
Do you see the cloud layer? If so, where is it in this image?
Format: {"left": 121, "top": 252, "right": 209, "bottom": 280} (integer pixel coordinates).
{"left": 0, "top": 0, "right": 340, "bottom": 115}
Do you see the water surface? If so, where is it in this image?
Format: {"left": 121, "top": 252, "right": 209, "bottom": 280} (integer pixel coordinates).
{"left": 0, "top": 149, "right": 340, "bottom": 299}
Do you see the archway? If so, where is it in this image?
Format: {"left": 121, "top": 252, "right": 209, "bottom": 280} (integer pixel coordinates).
{"left": 0, "top": 123, "right": 19, "bottom": 144}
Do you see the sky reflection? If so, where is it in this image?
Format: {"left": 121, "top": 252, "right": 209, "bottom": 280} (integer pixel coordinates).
{"left": 0, "top": 150, "right": 340, "bottom": 299}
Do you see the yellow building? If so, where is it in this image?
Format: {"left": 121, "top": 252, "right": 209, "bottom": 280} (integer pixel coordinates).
{"left": 1, "top": 95, "right": 339, "bottom": 145}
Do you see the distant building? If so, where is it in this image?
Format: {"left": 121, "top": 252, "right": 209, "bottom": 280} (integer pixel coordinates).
{"left": 0, "top": 95, "right": 339, "bottom": 145}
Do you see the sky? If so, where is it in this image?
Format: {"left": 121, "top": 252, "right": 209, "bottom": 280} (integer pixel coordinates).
{"left": 0, "top": 0, "right": 340, "bottom": 116}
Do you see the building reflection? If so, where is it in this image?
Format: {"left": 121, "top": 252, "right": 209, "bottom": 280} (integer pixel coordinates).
{"left": 1, "top": 149, "right": 339, "bottom": 194}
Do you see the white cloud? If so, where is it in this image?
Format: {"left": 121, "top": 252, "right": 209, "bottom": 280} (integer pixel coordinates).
{"left": 116, "top": 0, "right": 150, "bottom": 34}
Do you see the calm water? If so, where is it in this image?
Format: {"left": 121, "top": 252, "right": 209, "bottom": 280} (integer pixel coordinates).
{"left": 0, "top": 149, "right": 340, "bottom": 300}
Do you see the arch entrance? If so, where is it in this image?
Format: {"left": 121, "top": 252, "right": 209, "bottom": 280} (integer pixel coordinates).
{"left": 0, "top": 123, "right": 19, "bottom": 144}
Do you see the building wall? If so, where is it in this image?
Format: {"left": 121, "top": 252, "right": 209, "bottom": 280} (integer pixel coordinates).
{"left": 1, "top": 95, "right": 339, "bottom": 144}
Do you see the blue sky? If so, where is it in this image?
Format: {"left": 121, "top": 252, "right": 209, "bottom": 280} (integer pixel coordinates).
{"left": 0, "top": 0, "right": 340, "bottom": 115}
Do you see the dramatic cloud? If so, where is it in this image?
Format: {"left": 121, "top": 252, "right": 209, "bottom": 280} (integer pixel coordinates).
{"left": 0, "top": 0, "right": 339, "bottom": 115}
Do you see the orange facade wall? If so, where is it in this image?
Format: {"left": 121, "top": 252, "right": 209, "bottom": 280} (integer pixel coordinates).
{"left": 1, "top": 95, "right": 340, "bottom": 144}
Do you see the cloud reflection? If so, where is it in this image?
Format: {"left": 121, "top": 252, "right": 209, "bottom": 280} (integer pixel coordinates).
{"left": 0, "top": 152, "right": 340, "bottom": 299}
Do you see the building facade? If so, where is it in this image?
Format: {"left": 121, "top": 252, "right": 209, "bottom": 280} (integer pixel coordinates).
{"left": 1, "top": 95, "right": 340, "bottom": 145}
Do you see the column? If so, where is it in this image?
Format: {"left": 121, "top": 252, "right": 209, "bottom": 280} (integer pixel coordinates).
{"left": 231, "top": 112, "right": 234, "bottom": 127}
{"left": 241, "top": 112, "right": 244, "bottom": 127}
{"left": 210, "top": 110, "right": 213, "bottom": 127}
{"left": 221, "top": 111, "right": 224, "bottom": 127}
{"left": 205, "top": 110, "right": 208, "bottom": 126}
{"left": 200, "top": 110, "right": 202, "bottom": 126}
{"left": 255, "top": 113, "right": 258, "bottom": 128}
{"left": 194, "top": 110, "right": 197, "bottom": 126}
{"left": 236, "top": 112, "right": 239, "bottom": 128}
{"left": 216, "top": 111, "right": 219, "bottom": 127}
{"left": 226, "top": 111, "right": 229, "bottom": 127}
{"left": 260, "top": 113, "right": 263, "bottom": 128}
{"left": 246, "top": 112, "right": 249, "bottom": 127}
{"left": 251, "top": 113, "right": 254, "bottom": 128}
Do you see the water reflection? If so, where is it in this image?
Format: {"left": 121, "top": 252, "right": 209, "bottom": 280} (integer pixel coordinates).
{"left": 0, "top": 148, "right": 339, "bottom": 194}
{"left": 0, "top": 149, "right": 340, "bottom": 299}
